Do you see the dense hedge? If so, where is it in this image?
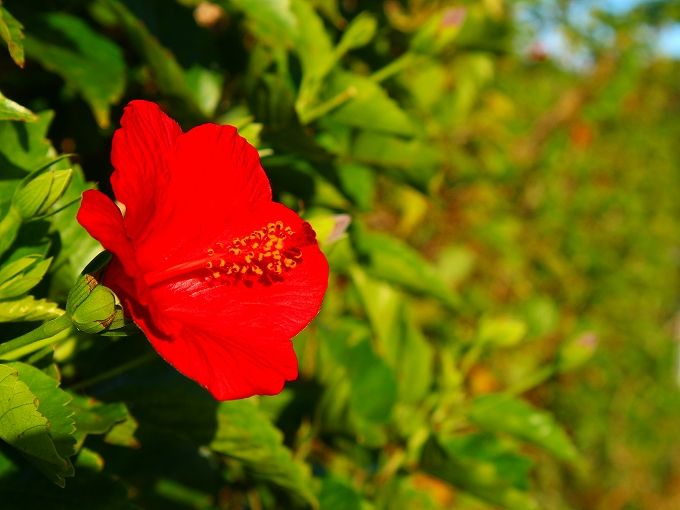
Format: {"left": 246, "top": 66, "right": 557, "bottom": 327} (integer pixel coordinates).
{"left": 0, "top": 1, "right": 678, "bottom": 509}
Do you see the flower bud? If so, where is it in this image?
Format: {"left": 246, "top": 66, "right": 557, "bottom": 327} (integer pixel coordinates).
{"left": 66, "top": 252, "right": 126, "bottom": 334}
{"left": 556, "top": 332, "right": 598, "bottom": 373}
{"left": 410, "top": 7, "right": 466, "bottom": 55}
{"left": 337, "top": 12, "right": 377, "bottom": 54}
{"left": 13, "top": 167, "right": 73, "bottom": 219}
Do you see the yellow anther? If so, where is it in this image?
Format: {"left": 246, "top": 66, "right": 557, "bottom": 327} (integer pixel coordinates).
{"left": 209, "top": 219, "right": 301, "bottom": 284}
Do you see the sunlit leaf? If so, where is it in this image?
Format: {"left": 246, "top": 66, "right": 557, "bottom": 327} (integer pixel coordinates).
{"left": 468, "top": 394, "right": 580, "bottom": 463}
{"left": 0, "top": 255, "right": 51, "bottom": 299}
{"left": 324, "top": 71, "right": 415, "bottom": 135}
{"left": 352, "top": 227, "right": 459, "bottom": 308}
{"left": 421, "top": 435, "right": 539, "bottom": 510}
{"left": 229, "top": 0, "right": 297, "bottom": 46}
{"left": 6, "top": 362, "right": 76, "bottom": 462}
{"left": 210, "top": 399, "right": 317, "bottom": 507}
{"left": 0, "top": 91, "right": 35, "bottom": 121}
{"left": 69, "top": 394, "right": 138, "bottom": 449}
{"left": 0, "top": 5, "right": 24, "bottom": 67}
{"left": 0, "top": 112, "right": 57, "bottom": 176}
{"left": 0, "top": 364, "right": 73, "bottom": 486}
{"left": 0, "top": 296, "right": 62, "bottom": 322}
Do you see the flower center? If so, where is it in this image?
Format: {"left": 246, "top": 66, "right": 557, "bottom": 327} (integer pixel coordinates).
{"left": 143, "top": 221, "right": 306, "bottom": 288}
{"left": 205, "top": 221, "right": 303, "bottom": 286}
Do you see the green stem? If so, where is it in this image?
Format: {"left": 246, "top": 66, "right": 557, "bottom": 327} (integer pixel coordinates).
{"left": 371, "top": 52, "right": 416, "bottom": 83}
{"left": 459, "top": 342, "right": 484, "bottom": 376}
{"left": 299, "top": 86, "right": 358, "bottom": 124}
{"left": 506, "top": 366, "right": 555, "bottom": 396}
{"left": 69, "top": 351, "right": 157, "bottom": 391}
{"left": 0, "top": 314, "right": 73, "bottom": 358}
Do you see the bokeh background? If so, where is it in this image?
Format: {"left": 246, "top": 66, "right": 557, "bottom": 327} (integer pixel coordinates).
{"left": 0, "top": 1, "right": 679, "bottom": 509}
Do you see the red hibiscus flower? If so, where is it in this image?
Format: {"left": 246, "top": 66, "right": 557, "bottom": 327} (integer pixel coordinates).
{"left": 76, "top": 100, "right": 329, "bottom": 400}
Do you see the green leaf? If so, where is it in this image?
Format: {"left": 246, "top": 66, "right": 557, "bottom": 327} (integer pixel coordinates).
{"left": 352, "top": 227, "right": 459, "bottom": 308}
{"left": 444, "top": 433, "right": 534, "bottom": 490}
{"left": 0, "top": 206, "right": 21, "bottom": 258}
{"left": 75, "top": 446, "right": 104, "bottom": 472}
{"left": 0, "top": 296, "right": 62, "bottom": 322}
{"left": 378, "top": 475, "right": 444, "bottom": 510}
{"left": 229, "top": 0, "right": 297, "bottom": 46}
{"left": 210, "top": 399, "right": 317, "bottom": 507}
{"left": 0, "top": 111, "right": 57, "bottom": 175}
{"left": 185, "top": 65, "right": 224, "bottom": 117}
{"left": 290, "top": 0, "right": 336, "bottom": 120}
{"left": 99, "top": 0, "right": 201, "bottom": 118}
{"left": 347, "top": 268, "right": 402, "bottom": 361}
{"left": 346, "top": 338, "right": 398, "bottom": 424}
{"left": 0, "top": 90, "right": 35, "bottom": 121}
{"left": 13, "top": 166, "right": 73, "bottom": 219}
{"left": 0, "top": 5, "right": 24, "bottom": 67}
{"left": 319, "top": 477, "right": 364, "bottom": 510}
{"left": 69, "top": 394, "right": 138, "bottom": 448}
{"left": 395, "top": 315, "right": 434, "bottom": 403}
{"left": 468, "top": 394, "right": 580, "bottom": 463}
{"left": 336, "top": 162, "right": 375, "bottom": 210}
{"left": 24, "top": 13, "right": 125, "bottom": 128}
{"left": 0, "top": 364, "right": 73, "bottom": 486}
{"left": 6, "top": 362, "right": 76, "bottom": 462}
{"left": 346, "top": 270, "right": 432, "bottom": 404}
{"left": 324, "top": 71, "right": 415, "bottom": 135}
{"left": 350, "top": 131, "right": 442, "bottom": 190}
{"left": 0, "top": 255, "right": 51, "bottom": 299}
{"left": 421, "top": 435, "right": 539, "bottom": 510}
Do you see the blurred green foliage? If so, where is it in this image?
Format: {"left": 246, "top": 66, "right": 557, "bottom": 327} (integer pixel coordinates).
{"left": 0, "top": 0, "right": 678, "bottom": 509}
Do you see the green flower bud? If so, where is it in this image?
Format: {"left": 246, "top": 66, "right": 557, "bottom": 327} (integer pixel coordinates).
{"left": 410, "top": 7, "right": 466, "bottom": 55}
{"left": 13, "top": 167, "right": 73, "bottom": 219}
{"left": 556, "top": 332, "right": 598, "bottom": 374}
{"left": 66, "top": 252, "right": 126, "bottom": 334}
{"left": 337, "top": 12, "right": 377, "bottom": 54}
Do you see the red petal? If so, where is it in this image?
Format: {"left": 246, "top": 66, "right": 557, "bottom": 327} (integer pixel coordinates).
{"left": 110, "top": 100, "right": 182, "bottom": 241}
{"left": 133, "top": 123, "right": 272, "bottom": 272}
{"left": 76, "top": 190, "right": 135, "bottom": 266}
{"left": 144, "top": 326, "right": 298, "bottom": 400}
